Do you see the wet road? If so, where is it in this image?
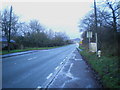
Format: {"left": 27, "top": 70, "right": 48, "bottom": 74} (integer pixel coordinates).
{"left": 48, "top": 49, "right": 101, "bottom": 88}
{"left": 2, "top": 44, "right": 77, "bottom": 88}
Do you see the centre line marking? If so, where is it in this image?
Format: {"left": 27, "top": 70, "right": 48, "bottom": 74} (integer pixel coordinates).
{"left": 28, "top": 58, "right": 33, "bottom": 60}
{"left": 46, "top": 73, "right": 53, "bottom": 79}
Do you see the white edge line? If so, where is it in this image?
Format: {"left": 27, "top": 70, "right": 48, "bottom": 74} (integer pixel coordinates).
{"left": 60, "top": 62, "right": 63, "bottom": 65}
{"left": 55, "top": 66, "right": 59, "bottom": 70}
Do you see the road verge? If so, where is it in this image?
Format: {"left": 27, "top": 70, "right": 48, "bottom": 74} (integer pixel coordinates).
{"left": 77, "top": 46, "right": 120, "bottom": 88}
{"left": 1, "top": 45, "right": 69, "bottom": 58}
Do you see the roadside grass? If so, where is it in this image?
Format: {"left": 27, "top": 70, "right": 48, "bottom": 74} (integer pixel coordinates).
{"left": 1, "top": 45, "right": 66, "bottom": 55}
{"left": 79, "top": 45, "right": 120, "bottom": 88}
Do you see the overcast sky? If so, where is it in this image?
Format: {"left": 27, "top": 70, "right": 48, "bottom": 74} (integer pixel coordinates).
{"left": 1, "top": 0, "right": 95, "bottom": 39}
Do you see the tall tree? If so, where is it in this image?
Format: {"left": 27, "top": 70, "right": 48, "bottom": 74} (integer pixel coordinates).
{"left": 105, "top": 0, "right": 120, "bottom": 56}
{"left": 1, "top": 6, "right": 19, "bottom": 51}
{"left": 29, "top": 20, "right": 45, "bottom": 33}
{"left": 79, "top": 0, "right": 120, "bottom": 57}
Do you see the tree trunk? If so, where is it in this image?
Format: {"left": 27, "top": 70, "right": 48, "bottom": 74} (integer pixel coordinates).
{"left": 8, "top": 6, "right": 12, "bottom": 52}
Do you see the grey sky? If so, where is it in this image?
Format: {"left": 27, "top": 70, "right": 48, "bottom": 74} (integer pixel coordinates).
{"left": 1, "top": 1, "right": 94, "bottom": 39}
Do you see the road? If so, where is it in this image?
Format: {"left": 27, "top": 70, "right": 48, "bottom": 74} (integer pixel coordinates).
{"left": 48, "top": 49, "right": 101, "bottom": 88}
{"left": 2, "top": 44, "right": 77, "bottom": 88}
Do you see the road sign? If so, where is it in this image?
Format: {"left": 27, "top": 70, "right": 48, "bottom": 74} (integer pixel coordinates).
{"left": 80, "top": 41, "right": 82, "bottom": 44}
{"left": 87, "top": 31, "right": 92, "bottom": 38}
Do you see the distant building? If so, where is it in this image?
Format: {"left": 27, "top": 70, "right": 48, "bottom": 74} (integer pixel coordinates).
{"left": 0, "top": 37, "right": 15, "bottom": 48}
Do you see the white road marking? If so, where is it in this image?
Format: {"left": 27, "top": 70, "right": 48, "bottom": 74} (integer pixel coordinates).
{"left": 71, "top": 54, "right": 76, "bottom": 59}
{"left": 61, "top": 63, "right": 79, "bottom": 88}
{"left": 75, "top": 59, "right": 83, "bottom": 61}
{"left": 36, "top": 86, "right": 41, "bottom": 90}
{"left": 46, "top": 73, "right": 53, "bottom": 79}
{"left": 37, "top": 86, "right": 41, "bottom": 88}
{"left": 60, "top": 62, "right": 63, "bottom": 65}
{"left": 72, "top": 56, "right": 75, "bottom": 59}
{"left": 28, "top": 58, "right": 33, "bottom": 60}
{"left": 63, "top": 59, "right": 66, "bottom": 61}
{"left": 28, "top": 57, "right": 37, "bottom": 60}
{"left": 68, "top": 63, "right": 73, "bottom": 73}
{"left": 55, "top": 66, "right": 59, "bottom": 70}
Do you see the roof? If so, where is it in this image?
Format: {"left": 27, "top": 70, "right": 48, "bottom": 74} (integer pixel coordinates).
{"left": 0, "top": 37, "right": 15, "bottom": 43}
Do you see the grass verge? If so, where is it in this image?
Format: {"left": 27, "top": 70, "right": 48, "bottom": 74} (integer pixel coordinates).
{"left": 79, "top": 45, "right": 120, "bottom": 88}
{"left": 1, "top": 45, "right": 65, "bottom": 55}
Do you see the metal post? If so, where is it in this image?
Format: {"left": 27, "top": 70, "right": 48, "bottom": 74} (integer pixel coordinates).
{"left": 89, "top": 38, "right": 90, "bottom": 51}
{"left": 95, "top": 33, "right": 98, "bottom": 54}
{"left": 94, "top": 0, "right": 98, "bottom": 53}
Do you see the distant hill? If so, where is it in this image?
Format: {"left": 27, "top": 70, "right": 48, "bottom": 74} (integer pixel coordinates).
{"left": 71, "top": 38, "right": 80, "bottom": 43}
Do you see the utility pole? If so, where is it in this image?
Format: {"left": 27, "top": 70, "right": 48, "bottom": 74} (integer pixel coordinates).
{"left": 8, "top": 6, "right": 12, "bottom": 52}
{"left": 94, "top": 0, "right": 98, "bottom": 53}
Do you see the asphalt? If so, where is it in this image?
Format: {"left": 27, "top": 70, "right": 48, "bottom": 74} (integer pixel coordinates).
{"left": 1, "top": 50, "right": 38, "bottom": 58}
{"left": 48, "top": 49, "right": 101, "bottom": 88}
{"left": 2, "top": 44, "right": 101, "bottom": 88}
{"left": 2, "top": 44, "right": 76, "bottom": 88}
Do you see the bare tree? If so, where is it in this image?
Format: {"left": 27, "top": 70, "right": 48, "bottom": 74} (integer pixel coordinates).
{"left": 105, "top": 0, "right": 120, "bottom": 31}
{"left": 105, "top": 0, "right": 120, "bottom": 56}
{"left": 46, "top": 29, "right": 55, "bottom": 39}
{"left": 79, "top": 0, "right": 120, "bottom": 57}
{"left": 1, "top": 6, "right": 19, "bottom": 52}
{"left": 29, "top": 20, "right": 45, "bottom": 33}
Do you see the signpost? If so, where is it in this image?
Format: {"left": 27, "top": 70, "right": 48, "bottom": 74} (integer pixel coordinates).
{"left": 87, "top": 31, "right": 92, "bottom": 51}
{"left": 95, "top": 33, "right": 98, "bottom": 53}
{"left": 94, "top": 0, "right": 98, "bottom": 55}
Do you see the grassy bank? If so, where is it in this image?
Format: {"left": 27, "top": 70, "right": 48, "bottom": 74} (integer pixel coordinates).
{"left": 79, "top": 45, "right": 120, "bottom": 88}
{"left": 1, "top": 45, "right": 66, "bottom": 55}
